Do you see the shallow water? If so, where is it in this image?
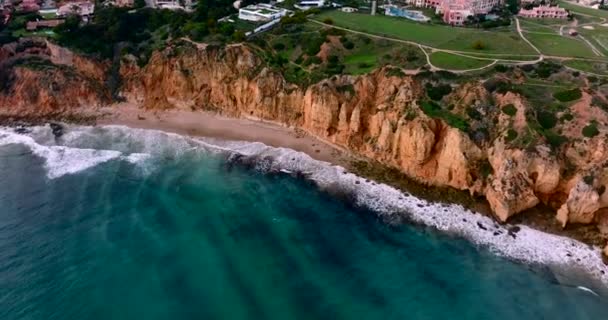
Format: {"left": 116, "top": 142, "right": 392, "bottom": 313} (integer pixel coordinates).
{"left": 0, "top": 126, "right": 607, "bottom": 319}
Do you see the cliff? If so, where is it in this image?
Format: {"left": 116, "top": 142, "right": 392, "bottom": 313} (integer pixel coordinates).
{"left": 2, "top": 40, "right": 608, "bottom": 248}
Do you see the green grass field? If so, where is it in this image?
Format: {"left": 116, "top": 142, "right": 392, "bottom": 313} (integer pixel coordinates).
{"left": 429, "top": 52, "right": 493, "bottom": 70}
{"left": 563, "top": 59, "right": 608, "bottom": 75}
{"left": 557, "top": 1, "right": 608, "bottom": 19}
{"left": 524, "top": 32, "right": 599, "bottom": 58}
{"left": 314, "top": 11, "right": 537, "bottom": 55}
{"left": 518, "top": 18, "right": 561, "bottom": 33}
{"left": 576, "top": 26, "right": 608, "bottom": 56}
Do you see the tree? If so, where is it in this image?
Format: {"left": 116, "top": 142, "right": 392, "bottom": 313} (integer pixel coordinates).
{"left": 134, "top": 0, "right": 146, "bottom": 8}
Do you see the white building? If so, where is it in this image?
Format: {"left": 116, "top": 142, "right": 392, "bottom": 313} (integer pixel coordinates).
{"left": 340, "top": 6, "right": 357, "bottom": 12}
{"left": 238, "top": 3, "right": 289, "bottom": 22}
{"left": 295, "top": 0, "right": 325, "bottom": 10}
{"left": 57, "top": 2, "right": 95, "bottom": 17}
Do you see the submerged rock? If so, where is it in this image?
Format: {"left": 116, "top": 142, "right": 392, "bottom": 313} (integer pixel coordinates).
{"left": 49, "top": 123, "right": 64, "bottom": 138}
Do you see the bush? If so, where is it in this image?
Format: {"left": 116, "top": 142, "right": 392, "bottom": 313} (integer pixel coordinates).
{"left": 505, "top": 129, "right": 518, "bottom": 142}
{"left": 304, "top": 35, "right": 326, "bottom": 55}
{"left": 582, "top": 122, "right": 600, "bottom": 138}
{"left": 420, "top": 101, "right": 469, "bottom": 132}
{"left": 303, "top": 55, "right": 322, "bottom": 66}
{"left": 553, "top": 88, "right": 582, "bottom": 102}
{"left": 425, "top": 83, "right": 452, "bottom": 101}
{"left": 358, "top": 62, "right": 372, "bottom": 69}
{"left": 494, "top": 64, "right": 509, "bottom": 73}
{"left": 543, "top": 130, "right": 567, "bottom": 148}
{"left": 323, "top": 18, "right": 334, "bottom": 25}
{"left": 343, "top": 41, "right": 355, "bottom": 50}
{"left": 472, "top": 40, "right": 485, "bottom": 50}
{"left": 536, "top": 62, "right": 561, "bottom": 78}
{"left": 560, "top": 113, "right": 574, "bottom": 122}
{"left": 467, "top": 107, "right": 482, "bottom": 120}
{"left": 501, "top": 104, "right": 517, "bottom": 116}
{"left": 272, "top": 42, "right": 286, "bottom": 51}
{"left": 322, "top": 28, "right": 345, "bottom": 36}
{"left": 537, "top": 110, "right": 558, "bottom": 129}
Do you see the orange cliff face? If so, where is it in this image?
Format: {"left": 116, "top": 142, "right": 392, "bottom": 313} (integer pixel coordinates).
{"left": 0, "top": 38, "right": 111, "bottom": 119}
{"left": 2, "top": 40, "right": 608, "bottom": 241}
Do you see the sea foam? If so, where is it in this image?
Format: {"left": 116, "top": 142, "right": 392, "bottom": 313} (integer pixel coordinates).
{"left": 2, "top": 124, "right": 608, "bottom": 292}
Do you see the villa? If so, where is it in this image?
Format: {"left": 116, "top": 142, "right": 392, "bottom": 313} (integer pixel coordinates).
{"left": 26, "top": 19, "right": 64, "bottom": 31}
{"left": 401, "top": 0, "right": 502, "bottom": 25}
{"left": 238, "top": 3, "right": 289, "bottom": 22}
{"left": 295, "top": 0, "right": 325, "bottom": 10}
{"left": 518, "top": 5, "right": 568, "bottom": 19}
{"left": 19, "top": 0, "right": 41, "bottom": 12}
{"left": 57, "top": 2, "right": 95, "bottom": 17}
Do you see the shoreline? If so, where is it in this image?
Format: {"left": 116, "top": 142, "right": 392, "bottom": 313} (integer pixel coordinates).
{"left": 2, "top": 118, "right": 608, "bottom": 293}
{"left": 98, "top": 104, "right": 608, "bottom": 249}
{"left": 97, "top": 103, "right": 351, "bottom": 168}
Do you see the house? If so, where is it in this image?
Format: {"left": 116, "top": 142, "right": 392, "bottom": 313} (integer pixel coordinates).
{"left": 238, "top": 3, "right": 289, "bottom": 22}
{"left": 152, "top": 0, "right": 195, "bottom": 11}
{"left": 26, "top": 19, "right": 64, "bottom": 31}
{"left": 518, "top": 5, "right": 568, "bottom": 19}
{"left": 57, "top": 2, "right": 95, "bottom": 17}
{"left": 20, "top": 0, "right": 41, "bottom": 12}
{"left": 340, "top": 6, "right": 357, "bottom": 12}
{"left": 402, "top": 0, "right": 501, "bottom": 25}
{"left": 295, "top": 0, "right": 325, "bottom": 10}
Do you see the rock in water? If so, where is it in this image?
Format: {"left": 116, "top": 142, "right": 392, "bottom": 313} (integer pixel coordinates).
{"left": 49, "top": 123, "right": 64, "bottom": 138}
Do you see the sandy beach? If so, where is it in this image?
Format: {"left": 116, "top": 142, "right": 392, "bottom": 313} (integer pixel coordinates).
{"left": 98, "top": 103, "right": 350, "bottom": 167}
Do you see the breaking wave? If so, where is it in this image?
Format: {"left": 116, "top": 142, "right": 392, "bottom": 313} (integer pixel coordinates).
{"left": 2, "top": 123, "right": 607, "bottom": 293}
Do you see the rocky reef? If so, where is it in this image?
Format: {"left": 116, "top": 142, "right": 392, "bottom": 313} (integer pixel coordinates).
{"left": 2, "top": 39, "right": 608, "bottom": 251}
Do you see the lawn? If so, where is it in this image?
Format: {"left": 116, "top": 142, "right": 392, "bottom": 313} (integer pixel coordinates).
{"left": 429, "top": 52, "right": 493, "bottom": 70}
{"left": 576, "top": 26, "right": 608, "bottom": 56}
{"left": 314, "top": 11, "right": 537, "bottom": 55}
{"left": 518, "top": 18, "right": 561, "bottom": 34}
{"left": 12, "top": 28, "right": 56, "bottom": 38}
{"left": 524, "top": 32, "right": 599, "bottom": 58}
{"left": 564, "top": 59, "right": 608, "bottom": 75}
{"left": 557, "top": 1, "right": 608, "bottom": 19}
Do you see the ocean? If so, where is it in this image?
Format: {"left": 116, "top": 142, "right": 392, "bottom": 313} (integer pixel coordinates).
{"left": 0, "top": 124, "right": 607, "bottom": 319}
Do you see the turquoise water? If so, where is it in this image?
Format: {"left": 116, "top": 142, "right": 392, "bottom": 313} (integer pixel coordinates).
{"left": 0, "top": 126, "right": 607, "bottom": 319}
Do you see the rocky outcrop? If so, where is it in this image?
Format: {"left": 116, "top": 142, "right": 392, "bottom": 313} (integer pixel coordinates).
{"left": 3, "top": 40, "right": 608, "bottom": 236}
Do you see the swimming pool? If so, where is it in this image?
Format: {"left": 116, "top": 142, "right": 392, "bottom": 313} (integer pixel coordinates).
{"left": 385, "top": 6, "right": 431, "bottom": 22}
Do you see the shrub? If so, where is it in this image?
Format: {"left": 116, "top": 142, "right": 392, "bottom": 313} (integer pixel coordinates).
{"left": 467, "top": 107, "right": 482, "bottom": 120}
{"left": 420, "top": 101, "right": 469, "bottom": 132}
{"left": 472, "top": 40, "right": 485, "bottom": 50}
{"left": 323, "top": 18, "right": 334, "bottom": 25}
{"left": 537, "top": 110, "right": 558, "bottom": 129}
{"left": 343, "top": 41, "right": 355, "bottom": 50}
{"left": 505, "top": 129, "right": 518, "bottom": 142}
{"left": 322, "top": 28, "right": 345, "bottom": 36}
{"left": 560, "top": 113, "right": 574, "bottom": 122}
{"left": 304, "top": 35, "right": 325, "bottom": 55}
{"left": 303, "top": 56, "right": 322, "bottom": 66}
{"left": 386, "top": 68, "right": 405, "bottom": 77}
{"left": 501, "top": 104, "right": 517, "bottom": 116}
{"left": 535, "top": 62, "right": 561, "bottom": 78}
{"left": 582, "top": 122, "right": 600, "bottom": 138}
{"left": 494, "top": 64, "right": 509, "bottom": 73}
{"left": 553, "top": 88, "right": 582, "bottom": 102}
{"left": 543, "top": 130, "right": 567, "bottom": 148}
{"left": 358, "top": 62, "right": 372, "bottom": 69}
{"left": 425, "top": 83, "right": 452, "bottom": 101}
{"left": 272, "top": 42, "right": 286, "bottom": 51}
